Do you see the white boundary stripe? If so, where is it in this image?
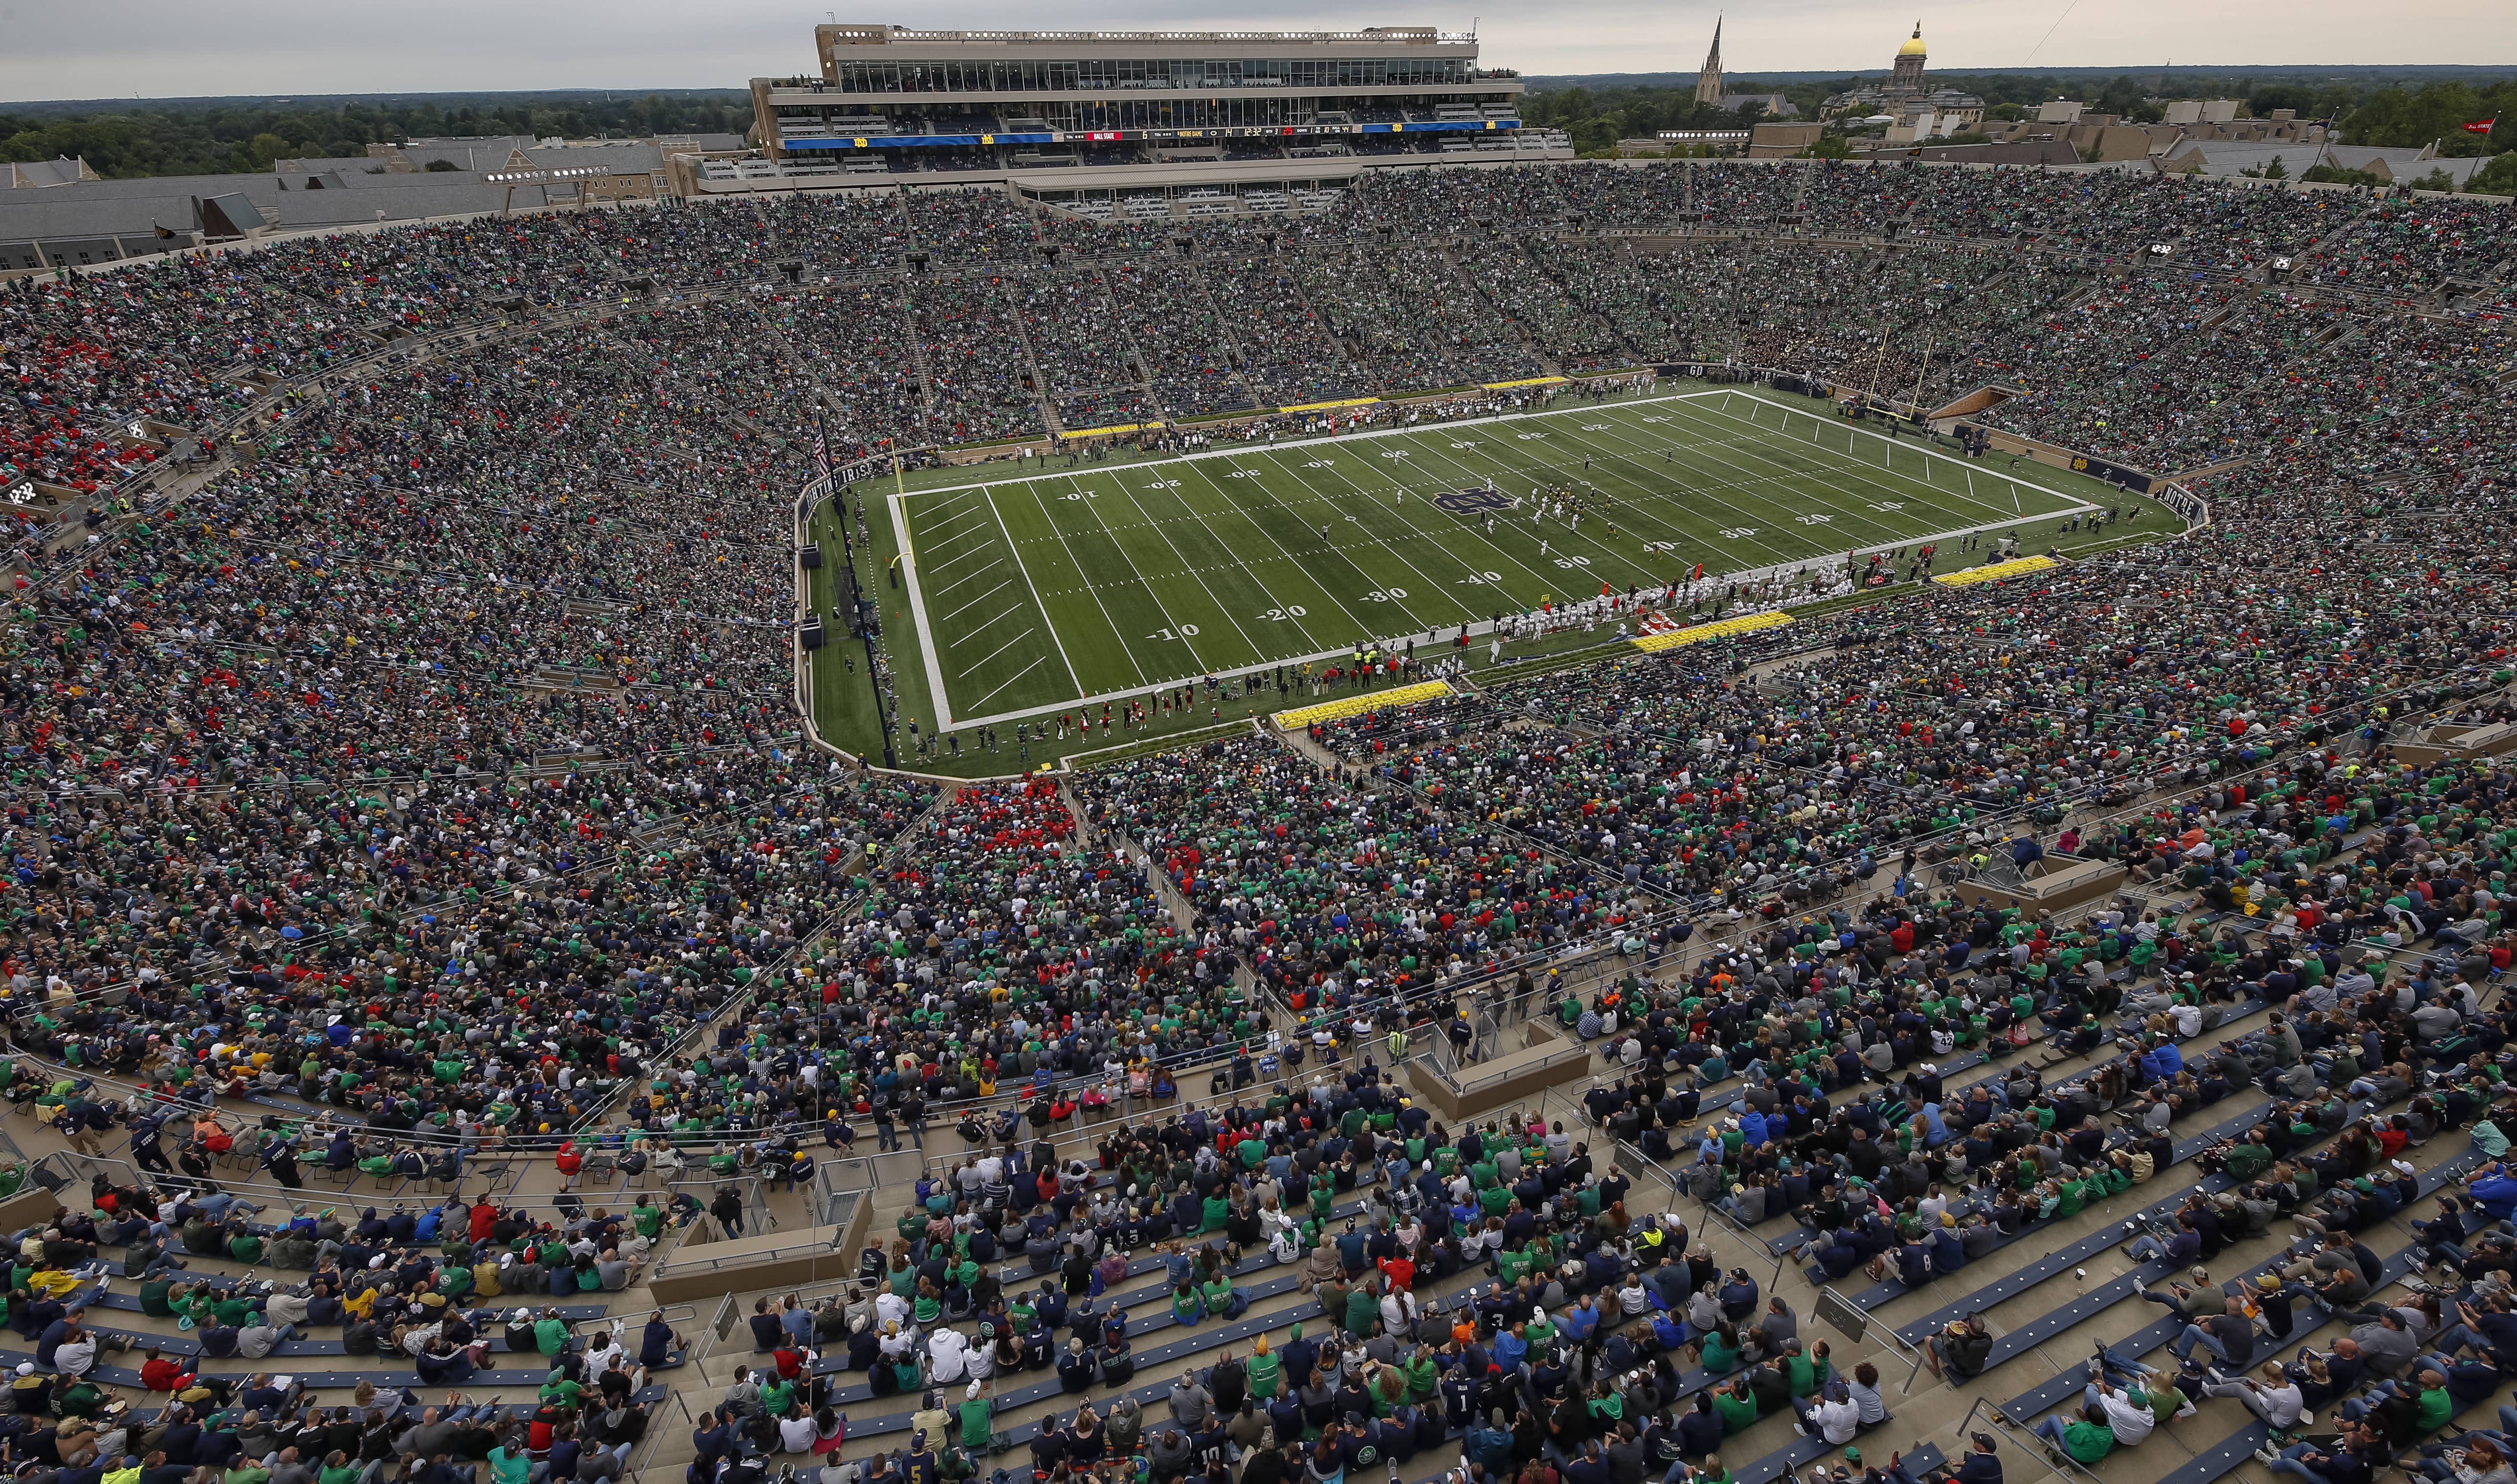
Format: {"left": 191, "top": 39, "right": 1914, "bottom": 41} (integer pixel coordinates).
{"left": 890, "top": 489, "right": 955, "bottom": 731}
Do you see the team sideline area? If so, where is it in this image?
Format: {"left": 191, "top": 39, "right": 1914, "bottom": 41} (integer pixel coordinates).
{"left": 0, "top": 155, "right": 2512, "bottom": 1484}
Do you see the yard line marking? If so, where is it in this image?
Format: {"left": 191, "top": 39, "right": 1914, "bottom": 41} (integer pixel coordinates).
{"left": 980, "top": 489, "right": 1085, "bottom": 702}
{"left": 1564, "top": 401, "right": 1954, "bottom": 556}
{"left": 1254, "top": 453, "right": 1455, "bottom": 634}
{"left": 1089, "top": 471, "right": 1267, "bottom": 664}
{"left": 1027, "top": 479, "right": 1151, "bottom": 687}
{"left": 967, "top": 654, "right": 1051, "bottom": 713}
{"left": 958, "top": 624, "right": 1039, "bottom": 679}
{"left": 920, "top": 489, "right": 987, "bottom": 521}
{"left": 928, "top": 538, "right": 1003, "bottom": 577}
{"left": 873, "top": 390, "right": 1716, "bottom": 504}
{"left": 1396, "top": 427, "right": 1663, "bottom": 591}
{"left": 1672, "top": 392, "right": 2085, "bottom": 530}
{"left": 1174, "top": 458, "right": 1347, "bottom": 651}
{"left": 1494, "top": 412, "right": 1822, "bottom": 571}
{"left": 938, "top": 575, "right": 1017, "bottom": 625}
{"left": 915, "top": 509, "right": 996, "bottom": 555}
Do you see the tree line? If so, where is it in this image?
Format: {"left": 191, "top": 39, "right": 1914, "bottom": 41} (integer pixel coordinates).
{"left": 0, "top": 92, "right": 755, "bottom": 179}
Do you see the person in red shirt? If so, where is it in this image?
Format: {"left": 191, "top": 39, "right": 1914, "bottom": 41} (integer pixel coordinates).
{"left": 139, "top": 1348, "right": 190, "bottom": 1392}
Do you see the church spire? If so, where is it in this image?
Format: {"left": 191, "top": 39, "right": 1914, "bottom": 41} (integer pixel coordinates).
{"left": 1694, "top": 15, "right": 1724, "bottom": 105}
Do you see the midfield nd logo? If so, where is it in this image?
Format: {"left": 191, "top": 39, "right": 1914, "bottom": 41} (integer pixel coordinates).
{"left": 1433, "top": 487, "right": 1513, "bottom": 514}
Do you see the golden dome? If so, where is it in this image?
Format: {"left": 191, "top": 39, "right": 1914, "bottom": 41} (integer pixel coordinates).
{"left": 1897, "top": 23, "right": 1926, "bottom": 56}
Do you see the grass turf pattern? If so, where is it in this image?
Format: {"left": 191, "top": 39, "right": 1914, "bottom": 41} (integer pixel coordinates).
{"left": 879, "top": 388, "right": 2097, "bottom": 730}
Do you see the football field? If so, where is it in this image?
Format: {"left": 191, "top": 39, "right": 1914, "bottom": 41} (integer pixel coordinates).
{"left": 890, "top": 389, "right": 2097, "bottom": 728}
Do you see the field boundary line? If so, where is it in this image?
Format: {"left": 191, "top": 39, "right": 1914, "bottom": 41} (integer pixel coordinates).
{"left": 889, "top": 489, "right": 956, "bottom": 729}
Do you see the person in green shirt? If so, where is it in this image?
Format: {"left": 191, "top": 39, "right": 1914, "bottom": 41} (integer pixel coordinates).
{"left": 958, "top": 1391, "right": 995, "bottom": 1450}
{"left": 1700, "top": 1326, "right": 1744, "bottom": 1376}
{"left": 1179, "top": 1257, "right": 1241, "bottom": 1319}
{"left": 1171, "top": 1282, "right": 1203, "bottom": 1327}
{"left": 1247, "top": 1335, "right": 1282, "bottom": 1398}
{"left": 2408, "top": 1371, "right": 2454, "bottom": 1435}
{"left": 1343, "top": 1282, "right": 1379, "bottom": 1338}
{"left": 539, "top": 1370, "right": 582, "bottom": 1407}
{"left": 484, "top": 1444, "right": 530, "bottom": 1484}
{"left": 1711, "top": 1375, "right": 1758, "bottom": 1430}
{"left": 534, "top": 1310, "right": 570, "bottom": 1356}
{"left": 2032, "top": 1404, "right": 2115, "bottom": 1464}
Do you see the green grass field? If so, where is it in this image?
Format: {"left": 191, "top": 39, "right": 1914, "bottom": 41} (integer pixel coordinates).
{"left": 801, "top": 383, "right": 2173, "bottom": 772}
{"left": 891, "top": 389, "right": 2098, "bottom": 727}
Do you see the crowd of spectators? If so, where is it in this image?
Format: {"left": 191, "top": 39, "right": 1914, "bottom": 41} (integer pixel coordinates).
{"left": 0, "top": 155, "right": 2509, "bottom": 1185}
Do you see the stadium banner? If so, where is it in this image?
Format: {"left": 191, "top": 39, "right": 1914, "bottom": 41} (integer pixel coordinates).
{"left": 785, "top": 133, "right": 1055, "bottom": 150}
{"left": 1059, "top": 422, "right": 1152, "bottom": 440}
{"left": 1934, "top": 555, "right": 2060, "bottom": 587}
{"left": 1279, "top": 397, "right": 1381, "bottom": 413}
{"left": 2064, "top": 452, "right": 2158, "bottom": 492}
{"left": 1275, "top": 680, "right": 1452, "bottom": 730}
{"left": 1629, "top": 609, "right": 1792, "bottom": 654}
{"left": 1481, "top": 376, "right": 1570, "bottom": 391}
{"left": 2152, "top": 481, "right": 2211, "bottom": 526}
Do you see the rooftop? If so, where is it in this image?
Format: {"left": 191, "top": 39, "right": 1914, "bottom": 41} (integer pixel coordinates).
{"left": 818, "top": 24, "right": 1474, "bottom": 45}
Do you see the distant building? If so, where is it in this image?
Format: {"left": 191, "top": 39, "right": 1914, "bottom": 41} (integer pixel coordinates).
{"left": 1822, "top": 22, "right": 1977, "bottom": 126}
{"left": 1747, "top": 122, "right": 1825, "bottom": 157}
{"left": 1695, "top": 19, "right": 1724, "bottom": 105}
{"left": 8, "top": 157, "right": 100, "bottom": 189}
{"left": 744, "top": 23, "right": 1557, "bottom": 194}
{"left": 1889, "top": 23, "right": 1927, "bottom": 94}
{"left": 2162, "top": 99, "right": 2240, "bottom": 125}
{"left": 1718, "top": 93, "right": 1800, "bottom": 119}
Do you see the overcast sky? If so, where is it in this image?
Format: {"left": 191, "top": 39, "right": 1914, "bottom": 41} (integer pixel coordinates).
{"left": 1, "top": 0, "right": 2507, "bottom": 105}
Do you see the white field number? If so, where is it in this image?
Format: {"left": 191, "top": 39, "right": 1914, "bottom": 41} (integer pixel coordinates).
{"left": 1718, "top": 527, "right": 1757, "bottom": 539}
{"left": 1553, "top": 555, "right": 1592, "bottom": 569}
{"left": 1364, "top": 588, "right": 1408, "bottom": 601}
{"left": 1303, "top": 460, "right": 1336, "bottom": 468}
{"left": 1458, "top": 570, "right": 1504, "bottom": 585}
{"left": 1144, "top": 480, "right": 1182, "bottom": 489}
{"left": 1259, "top": 605, "right": 1308, "bottom": 621}
{"left": 1148, "top": 624, "right": 1201, "bottom": 640}
{"left": 1868, "top": 501, "right": 1905, "bottom": 511}
{"left": 1798, "top": 513, "right": 1833, "bottom": 525}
